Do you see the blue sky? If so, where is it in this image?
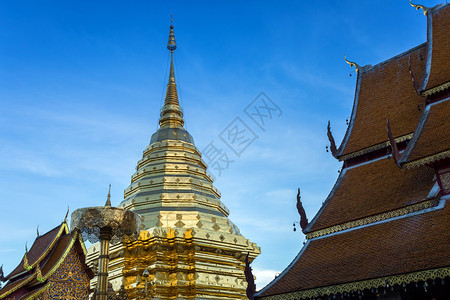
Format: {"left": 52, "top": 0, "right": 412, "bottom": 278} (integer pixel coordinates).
{"left": 0, "top": 0, "right": 434, "bottom": 289}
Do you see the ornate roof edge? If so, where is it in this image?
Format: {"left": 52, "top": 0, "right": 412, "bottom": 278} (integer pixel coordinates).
{"left": 258, "top": 267, "right": 450, "bottom": 300}
{"left": 305, "top": 197, "right": 440, "bottom": 239}
{"left": 422, "top": 81, "right": 450, "bottom": 96}
{"left": 338, "top": 133, "right": 413, "bottom": 162}
{"left": 336, "top": 73, "right": 361, "bottom": 157}
{"left": 403, "top": 150, "right": 450, "bottom": 169}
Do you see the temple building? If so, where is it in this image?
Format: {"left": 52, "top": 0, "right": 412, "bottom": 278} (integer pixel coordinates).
{"left": 256, "top": 3, "right": 449, "bottom": 300}
{"left": 85, "top": 22, "right": 260, "bottom": 299}
{"left": 0, "top": 217, "right": 93, "bottom": 299}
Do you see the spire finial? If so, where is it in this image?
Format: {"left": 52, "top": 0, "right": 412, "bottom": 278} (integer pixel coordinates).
{"left": 105, "top": 184, "right": 111, "bottom": 207}
{"left": 159, "top": 18, "right": 184, "bottom": 128}
{"left": 344, "top": 55, "right": 361, "bottom": 73}
{"left": 37, "top": 225, "right": 40, "bottom": 237}
{"left": 167, "top": 16, "right": 177, "bottom": 53}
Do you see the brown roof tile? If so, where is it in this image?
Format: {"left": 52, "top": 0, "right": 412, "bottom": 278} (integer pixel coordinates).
{"left": 258, "top": 201, "right": 450, "bottom": 297}
{"left": 423, "top": 5, "right": 450, "bottom": 92}
{"left": 402, "top": 99, "right": 450, "bottom": 165}
{"left": 306, "top": 158, "right": 435, "bottom": 233}
{"left": 339, "top": 45, "right": 426, "bottom": 158}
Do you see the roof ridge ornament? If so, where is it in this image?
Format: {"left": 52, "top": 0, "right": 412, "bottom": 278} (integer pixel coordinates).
{"left": 296, "top": 188, "right": 309, "bottom": 231}
{"left": 410, "top": 0, "right": 428, "bottom": 16}
{"left": 36, "top": 225, "right": 40, "bottom": 238}
{"left": 387, "top": 118, "right": 402, "bottom": 167}
{"left": 23, "top": 242, "right": 31, "bottom": 271}
{"left": 344, "top": 55, "right": 361, "bottom": 73}
{"left": 35, "top": 263, "right": 43, "bottom": 282}
{"left": 327, "top": 121, "right": 338, "bottom": 158}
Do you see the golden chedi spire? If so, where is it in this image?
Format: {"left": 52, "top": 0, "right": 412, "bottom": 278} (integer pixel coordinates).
{"left": 159, "top": 17, "right": 184, "bottom": 128}
{"left": 85, "top": 18, "right": 260, "bottom": 298}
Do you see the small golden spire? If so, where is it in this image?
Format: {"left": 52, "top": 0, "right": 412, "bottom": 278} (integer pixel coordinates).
{"left": 105, "top": 184, "right": 111, "bottom": 207}
{"left": 410, "top": 0, "right": 428, "bottom": 16}
{"left": 344, "top": 55, "right": 361, "bottom": 73}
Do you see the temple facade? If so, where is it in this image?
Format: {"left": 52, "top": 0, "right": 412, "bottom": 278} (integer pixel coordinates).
{"left": 256, "top": 3, "right": 449, "bottom": 300}
{"left": 86, "top": 22, "right": 260, "bottom": 299}
{"left": 0, "top": 219, "right": 93, "bottom": 300}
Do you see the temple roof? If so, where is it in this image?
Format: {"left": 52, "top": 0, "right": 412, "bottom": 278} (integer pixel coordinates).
{"left": 401, "top": 99, "right": 450, "bottom": 167}
{"left": 305, "top": 156, "right": 435, "bottom": 233}
{"left": 5, "top": 223, "right": 67, "bottom": 280}
{"left": 421, "top": 4, "right": 450, "bottom": 94}
{"left": 0, "top": 222, "right": 92, "bottom": 300}
{"left": 256, "top": 4, "right": 450, "bottom": 299}
{"left": 258, "top": 197, "right": 449, "bottom": 298}
{"left": 337, "top": 44, "right": 427, "bottom": 160}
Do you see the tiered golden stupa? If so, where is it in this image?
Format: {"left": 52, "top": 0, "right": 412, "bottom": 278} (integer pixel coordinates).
{"left": 86, "top": 20, "right": 260, "bottom": 299}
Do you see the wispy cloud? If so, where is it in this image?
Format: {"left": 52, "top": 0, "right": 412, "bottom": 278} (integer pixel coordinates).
{"left": 253, "top": 268, "right": 281, "bottom": 291}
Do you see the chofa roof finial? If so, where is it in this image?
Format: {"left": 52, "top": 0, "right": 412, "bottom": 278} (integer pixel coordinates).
{"left": 410, "top": 0, "right": 428, "bottom": 16}
{"left": 344, "top": 55, "right": 361, "bottom": 73}
{"left": 23, "top": 242, "right": 31, "bottom": 271}
{"left": 296, "top": 188, "right": 309, "bottom": 231}
{"left": 327, "top": 121, "right": 338, "bottom": 158}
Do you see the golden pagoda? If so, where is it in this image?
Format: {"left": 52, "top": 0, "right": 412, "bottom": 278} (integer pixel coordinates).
{"left": 86, "top": 20, "right": 260, "bottom": 299}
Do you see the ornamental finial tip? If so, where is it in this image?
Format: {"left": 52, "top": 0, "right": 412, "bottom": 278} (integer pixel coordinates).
{"left": 344, "top": 55, "right": 361, "bottom": 73}
{"left": 167, "top": 17, "right": 177, "bottom": 52}
{"left": 410, "top": 0, "right": 428, "bottom": 16}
